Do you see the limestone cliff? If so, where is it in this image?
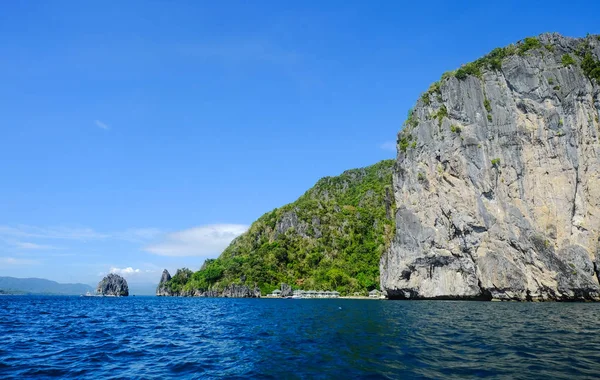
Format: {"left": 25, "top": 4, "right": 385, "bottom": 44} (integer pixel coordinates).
{"left": 97, "top": 274, "right": 129, "bottom": 297}
{"left": 156, "top": 269, "right": 172, "bottom": 296}
{"left": 381, "top": 33, "right": 600, "bottom": 301}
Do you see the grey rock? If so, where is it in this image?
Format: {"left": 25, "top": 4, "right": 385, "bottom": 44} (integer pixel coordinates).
{"left": 381, "top": 33, "right": 600, "bottom": 301}
{"left": 275, "top": 211, "right": 310, "bottom": 238}
{"left": 97, "top": 274, "right": 129, "bottom": 297}
{"left": 280, "top": 283, "right": 293, "bottom": 297}
{"left": 221, "top": 283, "right": 261, "bottom": 298}
{"left": 156, "top": 269, "right": 172, "bottom": 296}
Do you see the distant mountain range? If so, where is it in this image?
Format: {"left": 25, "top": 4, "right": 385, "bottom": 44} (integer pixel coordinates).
{"left": 0, "top": 277, "right": 159, "bottom": 296}
{"left": 0, "top": 276, "right": 94, "bottom": 295}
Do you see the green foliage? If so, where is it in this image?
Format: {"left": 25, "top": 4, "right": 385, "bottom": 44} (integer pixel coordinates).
{"left": 548, "top": 78, "right": 554, "bottom": 85}
{"left": 163, "top": 268, "right": 194, "bottom": 294}
{"left": 558, "top": 119, "right": 563, "bottom": 126}
{"left": 429, "top": 81, "right": 441, "bottom": 94}
{"left": 441, "top": 37, "right": 559, "bottom": 85}
{"left": 411, "top": 141, "right": 417, "bottom": 149}
{"left": 581, "top": 52, "right": 600, "bottom": 82}
{"left": 441, "top": 71, "right": 454, "bottom": 81}
{"left": 450, "top": 124, "right": 461, "bottom": 134}
{"left": 399, "top": 134, "right": 412, "bottom": 153}
{"left": 405, "top": 109, "right": 419, "bottom": 129}
{"left": 553, "top": 85, "right": 561, "bottom": 91}
{"left": 485, "top": 47, "right": 510, "bottom": 70}
{"left": 455, "top": 46, "right": 514, "bottom": 80}
{"left": 484, "top": 98, "right": 492, "bottom": 113}
{"left": 491, "top": 158, "right": 501, "bottom": 167}
{"left": 575, "top": 42, "right": 591, "bottom": 57}
{"left": 434, "top": 105, "right": 448, "bottom": 126}
{"left": 518, "top": 37, "right": 542, "bottom": 55}
{"left": 417, "top": 172, "right": 425, "bottom": 181}
{"left": 455, "top": 62, "right": 481, "bottom": 80}
{"left": 421, "top": 92, "right": 431, "bottom": 105}
{"left": 487, "top": 114, "right": 493, "bottom": 122}
{"left": 164, "top": 161, "right": 397, "bottom": 296}
{"left": 421, "top": 81, "right": 442, "bottom": 105}
{"left": 562, "top": 54, "right": 576, "bottom": 66}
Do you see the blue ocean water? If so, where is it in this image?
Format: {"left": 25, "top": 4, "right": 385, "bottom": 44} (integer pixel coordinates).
{"left": 1, "top": 296, "right": 599, "bottom": 379}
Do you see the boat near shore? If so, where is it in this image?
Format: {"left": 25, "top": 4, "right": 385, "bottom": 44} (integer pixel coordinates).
{"left": 82, "top": 291, "right": 102, "bottom": 297}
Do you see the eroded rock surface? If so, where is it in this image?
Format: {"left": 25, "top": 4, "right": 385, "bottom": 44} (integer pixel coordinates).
{"left": 156, "top": 269, "right": 172, "bottom": 296}
{"left": 280, "top": 283, "right": 293, "bottom": 297}
{"left": 97, "top": 274, "right": 129, "bottom": 297}
{"left": 381, "top": 33, "right": 600, "bottom": 301}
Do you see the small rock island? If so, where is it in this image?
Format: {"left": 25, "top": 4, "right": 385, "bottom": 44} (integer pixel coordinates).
{"left": 97, "top": 273, "right": 129, "bottom": 296}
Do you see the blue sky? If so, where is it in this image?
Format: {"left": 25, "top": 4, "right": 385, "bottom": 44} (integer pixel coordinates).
{"left": 1, "top": 0, "right": 598, "bottom": 285}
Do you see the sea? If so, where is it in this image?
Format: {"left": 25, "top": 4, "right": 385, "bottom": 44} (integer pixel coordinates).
{"left": 1, "top": 296, "right": 599, "bottom": 379}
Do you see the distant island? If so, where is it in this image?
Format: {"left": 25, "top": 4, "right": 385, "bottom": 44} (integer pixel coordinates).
{"left": 96, "top": 274, "right": 129, "bottom": 297}
{"left": 0, "top": 276, "right": 94, "bottom": 295}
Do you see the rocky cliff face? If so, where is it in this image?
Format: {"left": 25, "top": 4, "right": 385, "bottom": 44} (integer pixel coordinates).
{"left": 381, "top": 33, "right": 600, "bottom": 301}
{"left": 97, "top": 274, "right": 129, "bottom": 296}
{"left": 156, "top": 269, "right": 172, "bottom": 296}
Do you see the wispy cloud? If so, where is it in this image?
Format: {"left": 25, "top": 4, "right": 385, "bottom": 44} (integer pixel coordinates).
{"left": 380, "top": 141, "right": 397, "bottom": 152}
{"left": 0, "top": 257, "right": 40, "bottom": 266}
{"left": 0, "top": 225, "right": 108, "bottom": 241}
{"left": 13, "top": 241, "right": 57, "bottom": 250}
{"left": 95, "top": 120, "right": 110, "bottom": 130}
{"left": 145, "top": 224, "right": 248, "bottom": 257}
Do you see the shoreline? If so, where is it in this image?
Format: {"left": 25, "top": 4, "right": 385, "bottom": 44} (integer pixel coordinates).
{"left": 263, "top": 295, "right": 385, "bottom": 300}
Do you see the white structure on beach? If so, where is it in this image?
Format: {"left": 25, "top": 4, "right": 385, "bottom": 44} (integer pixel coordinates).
{"left": 369, "top": 289, "right": 382, "bottom": 298}
{"left": 270, "top": 288, "right": 340, "bottom": 298}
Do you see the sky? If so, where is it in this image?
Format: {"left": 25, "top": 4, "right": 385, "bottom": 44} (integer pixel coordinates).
{"left": 1, "top": 0, "right": 599, "bottom": 286}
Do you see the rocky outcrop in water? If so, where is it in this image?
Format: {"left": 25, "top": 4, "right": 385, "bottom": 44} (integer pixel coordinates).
{"left": 156, "top": 269, "right": 172, "bottom": 296}
{"left": 97, "top": 274, "right": 129, "bottom": 296}
{"left": 381, "top": 33, "right": 600, "bottom": 301}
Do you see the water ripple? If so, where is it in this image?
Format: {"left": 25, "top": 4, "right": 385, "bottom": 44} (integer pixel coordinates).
{"left": 1, "top": 296, "right": 600, "bottom": 378}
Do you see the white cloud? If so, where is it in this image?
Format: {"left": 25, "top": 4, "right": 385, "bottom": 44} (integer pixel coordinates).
{"left": 380, "top": 141, "right": 397, "bottom": 152}
{"left": 98, "top": 266, "right": 157, "bottom": 280}
{"left": 0, "top": 257, "right": 40, "bottom": 266}
{"left": 110, "top": 266, "right": 141, "bottom": 275}
{"left": 145, "top": 224, "right": 248, "bottom": 257}
{"left": 95, "top": 120, "right": 110, "bottom": 130}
